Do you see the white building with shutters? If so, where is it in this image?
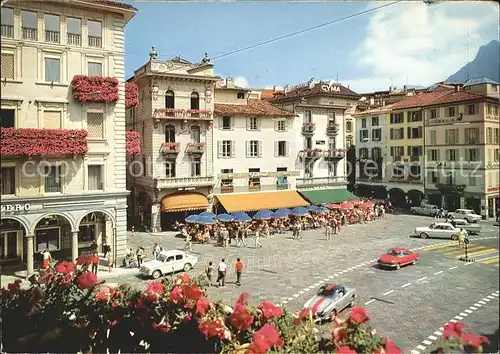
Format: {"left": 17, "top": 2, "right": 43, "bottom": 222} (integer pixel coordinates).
{"left": 213, "top": 78, "right": 300, "bottom": 195}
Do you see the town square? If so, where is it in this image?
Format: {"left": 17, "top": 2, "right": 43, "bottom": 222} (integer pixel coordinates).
{"left": 0, "top": 0, "right": 499, "bottom": 353}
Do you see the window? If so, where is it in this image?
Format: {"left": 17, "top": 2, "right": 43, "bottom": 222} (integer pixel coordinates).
{"left": 486, "top": 127, "right": 493, "bottom": 144}
{"left": 390, "top": 113, "right": 404, "bottom": 124}
{"left": 430, "top": 109, "right": 437, "bottom": 119}
{"left": 165, "top": 90, "right": 175, "bottom": 109}
{"left": 275, "top": 141, "right": 288, "bottom": 157}
{"left": 410, "top": 165, "right": 421, "bottom": 178}
{"left": 1, "top": 53, "right": 14, "bottom": 79}
{"left": 408, "top": 111, "right": 423, "bottom": 122}
{"left": 408, "top": 126, "right": 422, "bottom": 139}
{"left": 275, "top": 119, "right": 286, "bottom": 132}
{"left": 21, "top": 11, "right": 37, "bottom": 40}
{"left": 360, "top": 129, "right": 368, "bottom": 141}
{"left": 237, "top": 92, "right": 245, "bottom": 99}
{"left": 493, "top": 85, "right": 499, "bottom": 93}
{"left": 219, "top": 140, "right": 234, "bottom": 158}
{"left": 372, "top": 128, "right": 381, "bottom": 141}
{"left": 466, "top": 148, "right": 479, "bottom": 161}
{"left": 0, "top": 109, "right": 15, "bottom": 128}
{"left": 67, "top": 17, "right": 81, "bottom": 45}
{"left": 35, "top": 228, "right": 60, "bottom": 252}
{"left": 165, "top": 125, "right": 175, "bottom": 142}
{"left": 44, "top": 57, "right": 61, "bottom": 83}
{"left": 407, "top": 146, "right": 423, "bottom": 157}
{"left": 305, "top": 137, "right": 313, "bottom": 149}
{"left": 390, "top": 127, "right": 404, "bottom": 140}
{"left": 371, "top": 116, "right": 379, "bottom": 126}
{"left": 191, "top": 158, "right": 201, "bottom": 177}
{"left": 464, "top": 128, "right": 479, "bottom": 144}
{"left": 44, "top": 14, "right": 60, "bottom": 43}
{"left": 372, "top": 147, "right": 382, "bottom": 160}
{"left": 467, "top": 104, "right": 476, "bottom": 115}
{"left": 359, "top": 147, "right": 368, "bottom": 159}
{"left": 446, "top": 106, "right": 456, "bottom": 117}
{"left": 328, "top": 112, "right": 336, "bottom": 123}
{"left": 328, "top": 161, "right": 338, "bottom": 176}
{"left": 486, "top": 104, "right": 492, "bottom": 114}
{"left": 247, "top": 117, "right": 259, "bottom": 131}
{"left": 221, "top": 168, "right": 234, "bottom": 191}
{"left": 87, "top": 112, "right": 104, "bottom": 138}
{"left": 1, "top": 167, "right": 15, "bottom": 195}
{"left": 328, "top": 137, "right": 336, "bottom": 150}
{"left": 222, "top": 116, "right": 231, "bottom": 130}
{"left": 469, "top": 175, "right": 477, "bottom": 187}
{"left": 248, "top": 168, "right": 261, "bottom": 190}
{"left": 190, "top": 92, "right": 199, "bottom": 110}
{"left": 1, "top": 8, "right": 14, "bottom": 37}
{"left": 495, "top": 128, "right": 500, "bottom": 144}
{"left": 87, "top": 165, "right": 103, "bottom": 190}
{"left": 346, "top": 137, "right": 353, "bottom": 149}
{"left": 88, "top": 62, "right": 102, "bottom": 76}
{"left": 361, "top": 118, "right": 367, "bottom": 128}
{"left": 346, "top": 120, "right": 352, "bottom": 132}
{"left": 191, "top": 126, "right": 200, "bottom": 143}
{"left": 247, "top": 140, "right": 261, "bottom": 158}
{"left": 44, "top": 166, "right": 62, "bottom": 193}
{"left": 304, "top": 110, "right": 312, "bottom": 123}
{"left": 43, "top": 110, "right": 61, "bottom": 129}
{"left": 392, "top": 164, "right": 404, "bottom": 178}
{"left": 390, "top": 146, "right": 404, "bottom": 158}
{"left": 429, "top": 149, "right": 439, "bottom": 161}
{"left": 165, "top": 162, "right": 176, "bottom": 178}
{"left": 493, "top": 148, "right": 500, "bottom": 162}
{"left": 88, "top": 20, "right": 102, "bottom": 48}
{"left": 430, "top": 130, "right": 437, "bottom": 145}
{"left": 446, "top": 149, "right": 457, "bottom": 162}
{"left": 445, "top": 129, "right": 459, "bottom": 145}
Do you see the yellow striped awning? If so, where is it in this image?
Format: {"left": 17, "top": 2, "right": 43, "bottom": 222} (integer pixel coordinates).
{"left": 216, "top": 191, "right": 309, "bottom": 213}
{"left": 161, "top": 193, "right": 209, "bottom": 212}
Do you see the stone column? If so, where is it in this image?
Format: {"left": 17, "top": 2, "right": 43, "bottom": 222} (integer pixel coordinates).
{"left": 481, "top": 198, "right": 487, "bottom": 220}
{"left": 26, "top": 234, "right": 34, "bottom": 275}
{"left": 72, "top": 230, "right": 79, "bottom": 262}
{"left": 460, "top": 197, "right": 466, "bottom": 209}
{"left": 151, "top": 203, "right": 161, "bottom": 233}
{"left": 441, "top": 195, "right": 446, "bottom": 209}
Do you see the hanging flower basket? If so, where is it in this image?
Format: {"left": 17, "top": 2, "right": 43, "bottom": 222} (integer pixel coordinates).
{"left": 71, "top": 75, "right": 119, "bottom": 103}
{"left": 126, "top": 131, "right": 141, "bottom": 155}
{"left": 125, "top": 82, "right": 139, "bottom": 108}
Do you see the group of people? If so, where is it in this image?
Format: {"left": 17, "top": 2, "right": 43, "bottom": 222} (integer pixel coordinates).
{"left": 205, "top": 258, "right": 244, "bottom": 288}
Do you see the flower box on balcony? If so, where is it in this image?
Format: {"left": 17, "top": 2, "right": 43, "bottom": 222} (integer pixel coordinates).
{"left": 186, "top": 109, "right": 211, "bottom": 119}
{"left": 154, "top": 108, "right": 185, "bottom": 119}
{"left": 301, "top": 122, "right": 316, "bottom": 134}
{"left": 249, "top": 184, "right": 261, "bottom": 191}
{"left": 301, "top": 148, "right": 322, "bottom": 159}
{"left": 326, "top": 123, "right": 340, "bottom": 135}
{"left": 126, "top": 131, "right": 141, "bottom": 155}
{"left": 186, "top": 142, "right": 206, "bottom": 154}
{"left": 71, "top": 75, "right": 119, "bottom": 103}
{"left": 221, "top": 184, "right": 234, "bottom": 193}
{"left": 161, "top": 142, "right": 180, "bottom": 156}
{"left": 125, "top": 82, "right": 139, "bottom": 108}
{"left": 324, "top": 148, "right": 345, "bottom": 160}
{"left": 1, "top": 128, "right": 88, "bottom": 157}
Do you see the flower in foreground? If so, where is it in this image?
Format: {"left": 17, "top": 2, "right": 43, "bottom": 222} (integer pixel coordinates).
{"left": 443, "top": 321, "right": 465, "bottom": 339}
{"left": 55, "top": 261, "right": 74, "bottom": 274}
{"left": 168, "top": 286, "right": 183, "bottom": 304}
{"left": 336, "top": 346, "right": 357, "bottom": 354}
{"left": 146, "top": 281, "right": 164, "bottom": 301}
{"left": 199, "top": 318, "right": 226, "bottom": 340}
{"left": 77, "top": 272, "right": 97, "bottom": 289}
{"left": 249, "top": 323, "right": 284, "bottom": 353}
{"left": 461, "top": 333, "right": 490, "bottom": 349}
{"left": 230, "top": 303, "right": 254, "bottom": 331}
{"left": 195, "top": 299, "right": 212, "bottom": 316}
{"left": 349, "top": 306, "right": 370, "bottom": 324}
{"left": 384, "top": 338, "right": 403, "bottom": 354}
{"left": 259, "top": 301, "right": 283, "bottom": 319}
{"left": 182, "top": 284, "right": 204, "bottom": 302}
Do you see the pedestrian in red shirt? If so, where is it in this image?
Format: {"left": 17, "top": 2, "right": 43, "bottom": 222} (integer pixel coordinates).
{"left": 235, "top": 258, "right": 244, "bottom": 286}
{"left": 91, "top": 252, "right": 99, "bottom": 274}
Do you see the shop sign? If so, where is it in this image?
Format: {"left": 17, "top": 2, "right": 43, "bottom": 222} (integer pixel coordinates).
{"left": 321, "top": 84, "right": 341, "bottom": 93}
{"left": 151, "top": 205, "right": 159, "bottom": 214}
{"left": 249, "top": 172, "right": 268, "bottom": 178}
{"left": 487, "top": 186, "right": 500, "bottom": 193}
{"left": 276, "top": 172, "right": 292, "bottom": 177}
{"left": 1, "top": 203, "right": 31, "bottom": 212}
{"left": 425, "top": 117, "right": 457, "bottom": 125}
{"left": 315, "top": 140, "right": 326, "bottom": 145}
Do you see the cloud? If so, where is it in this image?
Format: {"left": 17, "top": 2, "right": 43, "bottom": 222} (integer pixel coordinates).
{"left": 233, "top": 77, "right": 249, "bottom": 88}
{"left": 348, "top": 1, "right": 499, "bottom": 93}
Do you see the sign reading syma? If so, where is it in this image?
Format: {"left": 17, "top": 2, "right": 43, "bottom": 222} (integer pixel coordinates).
{"left": 321, "top": 84, "right": 341, "bottom": 93}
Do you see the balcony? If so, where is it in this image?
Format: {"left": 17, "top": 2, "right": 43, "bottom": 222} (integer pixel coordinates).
{"left": 324, "top": 149, "right": 346, "bottom": 160}
{"left": 67, "top": 33, "right": 81, "bottom": 46}
{"left": 45, "top": 30, "right": 60, "bottom": 43}
{"left": 22, "top": 27, "right": 37, "bottom": 40}
{"left": 296, "top": 176, "right": 347, "bottom": 189}
{"left": 435, "top": 183, "right": 466, "bottom": 193}
{"left": 299, "top": 148, "right": 323, "bottom": 160}
{"left": 301, "top": 122, "right": 316, "bottom": 135}
{"left": 186, "top": 142, "right": 206, "bottom": 156}
{"left": 221, "top": 184, "right": 234, "bottom": 193}
{"left": 410, "top": 156, "right": 422, "bottom": 162}
{"left": 249, "top": 184, "right": 261, "bottom": 192}
{"left": 160, "top": 142, "right": 180, "bottom": 159}
{"left": 1, "top": 24, "right": 14, "bottom": 37}
{"left": 88, "top": 35, "right": 102, "bottom": 48}
{"left": 153, "top": 108, "right": 212, "bottom": 121}
{"left": 326, "top": 122, "right": 340, "bottom": 136}
{"left": 156, "top": 176, "right": 214, "bottom": 189}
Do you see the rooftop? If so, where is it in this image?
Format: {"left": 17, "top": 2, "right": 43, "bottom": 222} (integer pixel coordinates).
{"left": 271, "top": 80, "right": 360, "bottom": 101}
{"left": 463, "top": 77, "right": 500, "bottom": 87}
{"left": 214, "top": 99, "right": 296, "bottom": 117}
{"left": 391, "top": 89, "right": 454, "bottom": 110}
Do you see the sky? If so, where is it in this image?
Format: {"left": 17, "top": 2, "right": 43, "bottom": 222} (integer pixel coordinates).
{"left": 124, "top": 1, "right": 499, "bottom": 93}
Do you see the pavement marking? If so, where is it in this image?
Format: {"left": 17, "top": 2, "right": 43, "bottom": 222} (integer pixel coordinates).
{"left": 464, "top": 261, "right": 474, "bottom": 265}
{"left": 417, "top": 276, "right": 428, "bottom": 282}
{"left": 449, "top": 266, "right": 458, "bottom": 270}
{"left": 287, "top": 297, "right": 294, "bottom": 301}
{"left": 298, "top": 290, "right": 305, "bottom": 295}
{"left": 365, "top": 299, "right": 376, "bottom": 305}
{"left": 428, "top": 335, "right": 438, "bottom": 340}
{"left": 348, "top": 267, "right": 354, "bottom": 271}
{"left": 484, "top": 298, "right": 491, "bottom": 302}
{"left": 459, "top": 312, "right": 468, "bottom": 317}
{"left": 458, "top": 249, "right": 497, "bottom": 258}
{"left": 281, "top": 300, "right": 288, "bottom": 304}
{"left": 470, "top": 306, "right": 478, "bottom": 310}
{"left": 293, "top": 294, "right": 300, "bottom": 298}
{"left": 464, "top": 309, "right": 473, "bottom": 314}
{"left": 401, "top": 282, "right": 412, "bottom": 288}
{"left": 422, "top": 340, "right": 433, "bottom": 345}
{"left": 417, "top": 345, "right": 427, "bottom": 351}
{"left": 455, "top": 315, "right": 464, "bottom": 320}
{"left": 410, "top": 350, "right": 420, "bottom": 354}
{"left": 479, "top": 256, "right": 500, "bottom": 263}
{"left": 329, "top": 275, "right": 335, "bottom": 279}
{"left": 382, "top": 290, "right": 394, "bottom": 296}
{"left": 487, "top": 295, "right": 496, "bottom": 299}
{"left": 434, "top": 331, "right": 442, "bottom": 336}
{"left": 478, "top": 300, "right": 487, "bottom": 304}
{"left": 333, "top": 273, "right": 339, "bottom": 277}
{"left": 450, "top": 319, "right": 458, "bottom": 323}
{"left": 434, "top": 271, "right": 443, "bottom": 275}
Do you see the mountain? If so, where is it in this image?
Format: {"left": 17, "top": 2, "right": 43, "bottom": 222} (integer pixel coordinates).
{"left": 446, "top": 40, "right": 500, "bottom": 83}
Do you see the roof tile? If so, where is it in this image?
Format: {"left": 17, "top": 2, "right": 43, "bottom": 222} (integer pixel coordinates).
{"left": 391, "top": 90, "right": 454, "bottom": 110}
{"left": 214, "top": 99, "right": 295, "bottom": 117}
{"left": 272, "top": 81, "right": 360, "bottom": 101}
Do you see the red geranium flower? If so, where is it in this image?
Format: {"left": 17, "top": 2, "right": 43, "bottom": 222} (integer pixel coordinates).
{"left": 182, "top": 284, "right": 204, "bottom": 302}
{"left": 230, "top": 303, "right": 254, "bottom": 332}
{"left": 195, "top": 299, "right": 212, "bottom": 316}
{"left": 152, "top": 321, "right": 171, "bottom": 333}
{"left": 76, "top": 255, "right": 93, "bottom": 265}
{"left": 77, "top": 272, "right": 97, "bottom": 289}
{"left": 333, "top": 327, "right": 347, "bottom": 345}
{"left": 237, "top": 292, "right": 250, "bottom": 305}
{"left": 259, "top": 301, "right": 283, "bottom": 319}
{"left": 461, "top": 333, "right": 490, "bottom": 348}
{"left": 384, "top": 338, "right": 403, "bottom": 354}
{"left": 336, "top": 346, "right": 357, "bottom": 354}
{"left": 176, "top": 273, "right": 191, "bottom": 285}
{"left": 146, "top": 281, "right": 164, "bottom": 301}
{"left": 168, "top": 286, "right": 183, "bottom": 304}
{"left": 294, "top": 308, "right": 312, "bottom": 325}
{"left": 349, "top": 306, "right": 370, "bottom": 324}
{"left": 252, "top": 324, "right": 284, "bottom": 353}
{"left": 443, "top": 321, "right": 465, "bottom": 339}
{"left": 55, "top": 261, "right": 74, "bottom": 274}
{"left": 199, "top": 319, "right": 226, "bottom": 340}
{"left": 95, "top": 291, "right": 108, "bottom": 301}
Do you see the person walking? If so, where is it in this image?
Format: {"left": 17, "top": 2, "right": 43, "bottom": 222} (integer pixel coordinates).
{"left": 296, "top": 221, "right": 303, "bottom": 239}
{"left": 136, "top": 246, "right": 145, "bottom": 268}
{"left": 107, "top": 248, "right": 114, "bottom": 273}
{"left": 152, "top": 243, "right": 162, "bottom": 259}
{"left": 217, "top": 258, "right": 227, "bottom": 288}
{"left": 254, "top": 227, "right": 263, "bottom": 248}
{"left": 41, "top": 248, "right": 52, "bottom": 270}
{"left": 184, "top": 232, "right": 193, "bottom": 252}
{"left": 223, "top": 227, "right": 229, "bottom": 248}
{"left": 325, "top": 223, "right": 332, "bottom": 240}
{"left": 91, "top": 252, "right": 99, "bottom": 274}
{"left": 235, "top": 258, "right": 244, "bottom": 286}
{"left": 206, "top": 261, "right": 215, "bottom": 286}
{"left": 264, "top": 222, "right": 270, "bottom": 238}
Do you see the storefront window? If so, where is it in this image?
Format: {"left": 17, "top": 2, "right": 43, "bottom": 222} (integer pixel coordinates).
{"left": 35, "top": 228, "right": 60, "bottom": 252}
{"left": 78, "top": 224, "right": 95, "bottom": 243}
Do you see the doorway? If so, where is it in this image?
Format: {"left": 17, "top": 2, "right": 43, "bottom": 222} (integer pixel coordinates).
{"left": 0, "top": 231, "right": 20, "bottom": 260}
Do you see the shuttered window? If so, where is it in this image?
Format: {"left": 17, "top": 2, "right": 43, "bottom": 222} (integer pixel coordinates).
{"left": 87, "top": 112, "right": 104, "bottom": 138}
{"left": 43, "top": 111, "right": 61, "bottom": 129}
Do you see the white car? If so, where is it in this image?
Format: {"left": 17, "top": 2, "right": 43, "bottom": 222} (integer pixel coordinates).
{"left": 140, "top": 250, "right": 198, "bottom": 279}
{"left": 449, "top": 209, "right": 481, "bottom": 223}
{"left": 412, "top": 222, "right": 466, "bottom": 240}
{"left": 410, "top": 204, "right": 441, "bottom": 216}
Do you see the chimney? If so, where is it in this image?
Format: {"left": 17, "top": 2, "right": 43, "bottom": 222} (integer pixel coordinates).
{"left": 369, "top": 97, "right": 375, "bottom": 106}
{"left": 226, "top": 77, "right": 234, "bottom": 88}
{"left": 455, "top": 85, "right": 461, "bottom": 92}
{"left": 403, "top": 85, "right": 407, "bottom": 93}
{"left": 273, "top": 85, "right": 276, "bottom": 92}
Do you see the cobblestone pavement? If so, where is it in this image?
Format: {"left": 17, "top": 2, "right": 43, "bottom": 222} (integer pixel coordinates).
{"left": 83, "top": 215, "right": 500, "bottom": 352}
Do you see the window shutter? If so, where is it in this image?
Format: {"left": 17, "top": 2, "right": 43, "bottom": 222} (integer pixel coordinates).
{"left": 258, "top": 117, "right": 262, "bottom": 131}
{"left": 218, "top": 117, "right": 222, "bottom": 130}
{"left": 231, "top": 117, "right": 235, "bottom": 130}
{"left": 285, "top": 141, "right": 289, "bottom": 157}
{"left": 217, "top": 141, "right": 222, "bottom": 158}
{"left": 390, "top": 129, "right": 394, "bottom": 139}
{"left": 390, "top": 147, "right": 394, "bottom": 156}
{"left": 274, "top": 120, "right": 278, "bottom": 132}
{"left": 400, "top": 128, "right": 404, "bottom": 138}
{"left": 407, "top": 127, "right": 411, "bottom": 139}
{"left": 245, "top": 141, "right": 250, "bottom": 157}
{"left": 274, "top": 141, "right": 278, "bottom": 157}
{"left": 285, "top": 118, "right": 289, "bottom": 131}
{"left": 231, "top": 141, "right": 236, "bottom": 157}
{"left": 246, "top": 117, "right": 251, "bottom": 130}
{"left": 258, "top": 141, "right": 263, "bottom": 157}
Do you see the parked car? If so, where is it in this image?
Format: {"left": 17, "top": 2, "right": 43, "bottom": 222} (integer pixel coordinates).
{"left": 140, "top": 250, "right": 198, "bottom": 279}
{"left": 449, "top": 209, "right": 481, "bottom": 223}
{"left": 450, "top": 219, "right": 482, "bottom": 235}
{"left": 303, "top": 283, "right": 357, "bottom": 322}
{"left": 410, "top": 204, "right": 443, "bottom": 217}
{"left": 412, "top": 222, "right": 466, "bottom": 240}
{"left": 377, "top": 248, "right": 420, "bottom": 270}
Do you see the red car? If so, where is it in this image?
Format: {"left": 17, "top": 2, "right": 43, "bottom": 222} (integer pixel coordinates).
{"left": 378, "top": 248, "right": 420, "bottom": 270}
